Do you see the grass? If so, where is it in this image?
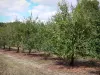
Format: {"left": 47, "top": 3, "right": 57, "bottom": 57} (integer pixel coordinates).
{"left": 0, "top": 54, "right": 49, "bottom": 75}
{"left": 0, "top": 50, "right": 100, "bottom": 75}
{"left": 0, "top": 55, "right": 7, "bottom": 75}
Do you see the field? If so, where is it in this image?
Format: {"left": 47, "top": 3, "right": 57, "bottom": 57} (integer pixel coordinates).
{"left": 0, "top": 0, "right": 100, "bottom": 75}
{"left": 0, "top": 49, "right": 100, "bottom": 75}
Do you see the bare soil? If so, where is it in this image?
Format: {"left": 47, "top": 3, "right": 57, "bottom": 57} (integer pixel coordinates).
{"left": 0, "top": 49, "right": 100, "bottom": 75}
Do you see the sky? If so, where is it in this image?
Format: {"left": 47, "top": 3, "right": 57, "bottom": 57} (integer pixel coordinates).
{"left": 0, "top": 0, "right": 77, "bottom": 22}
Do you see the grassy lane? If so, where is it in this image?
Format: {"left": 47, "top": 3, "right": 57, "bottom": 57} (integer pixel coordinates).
{"left": 0, "top": 52, "right": 68, "bottom": 75}
{"left": 0, "top": 54, "right": 51, "bottom": 75}
{"left": 0, "top": 51, "right": 99, "bottom": 75}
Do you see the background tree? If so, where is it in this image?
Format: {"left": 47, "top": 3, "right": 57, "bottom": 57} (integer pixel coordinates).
{"left": 13, "top": 20, "right": 23, "bottom": 53}
{"left": 0, "top": 24, "right": 7, "bottom": 49}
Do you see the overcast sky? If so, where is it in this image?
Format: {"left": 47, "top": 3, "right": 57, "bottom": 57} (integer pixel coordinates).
{"left": 0, "top": 0, "right": 77, "bottom": 22}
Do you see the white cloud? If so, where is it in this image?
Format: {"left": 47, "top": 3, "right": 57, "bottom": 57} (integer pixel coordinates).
{"left": 0, "top": 0, "right": 30, "bottom": 12}
{"left": 68, "top": 0, "right": 77, "bottom": 6}
{"left": 29, "top": 0, "right": 77, "bottom": 21}
{"left": 31, "top": 0, "right": 59, "bottom": 6}
{"left": 31, "top": 0, "right": 77, "bottom": 6}
{"left": 0, "top": 0, "right": 30, "bottom": 22}
{"left": 0, "top": 0, "right": 77, "bottom": 22}
{"left": 29, "top": 5, "right": 56, "bottom": 21}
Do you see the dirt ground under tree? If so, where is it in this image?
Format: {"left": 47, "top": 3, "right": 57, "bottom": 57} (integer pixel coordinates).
{"left": 0, "top": 49, "right": 100, "bottom": 75}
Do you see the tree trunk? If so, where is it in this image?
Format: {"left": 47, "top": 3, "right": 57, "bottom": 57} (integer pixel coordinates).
{"left": 28, "top": 49, "right": 31, "bottom": 54}
{"left": 69, "top": 53, "right": 74, "bottom": 66}
{"left": 44, "top": 53, "right": 50, "bottom": 60}
{"left": 3, "top": 44, "right": 5, "bottom": 49}
{"left": 16, "top": 47, "right": 20, "bottom": 53}
{"left": 22, "top": 48, "right": 25, "bottom": 53}
{"left": 8, "top": 46, "right": 11, "bottom": 51}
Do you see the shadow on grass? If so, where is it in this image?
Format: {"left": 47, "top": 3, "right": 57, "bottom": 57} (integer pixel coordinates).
{"left": 2, "top": 48, "right": 17, "bottom": 51}
{"left": 89, "top": 70, "right": 100, "bottom": 75}
{"left": 55, "top": 59, "right": 100, "bottom": 67}
{"left": 55, "top": 60, "right": 100, "bottom": 75}
{"left": 27, "top": 53, "right": 45, "bottom": 58}
{"left": 24, "top": 53, "right": 63, "bottom": 61}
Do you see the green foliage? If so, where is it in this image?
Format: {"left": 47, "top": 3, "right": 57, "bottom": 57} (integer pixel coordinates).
{"left": 0, "top": 26, "right": 7, "bottom": 48}
{"left": 0, "top": 0, "right": 100, "bottom": 66}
